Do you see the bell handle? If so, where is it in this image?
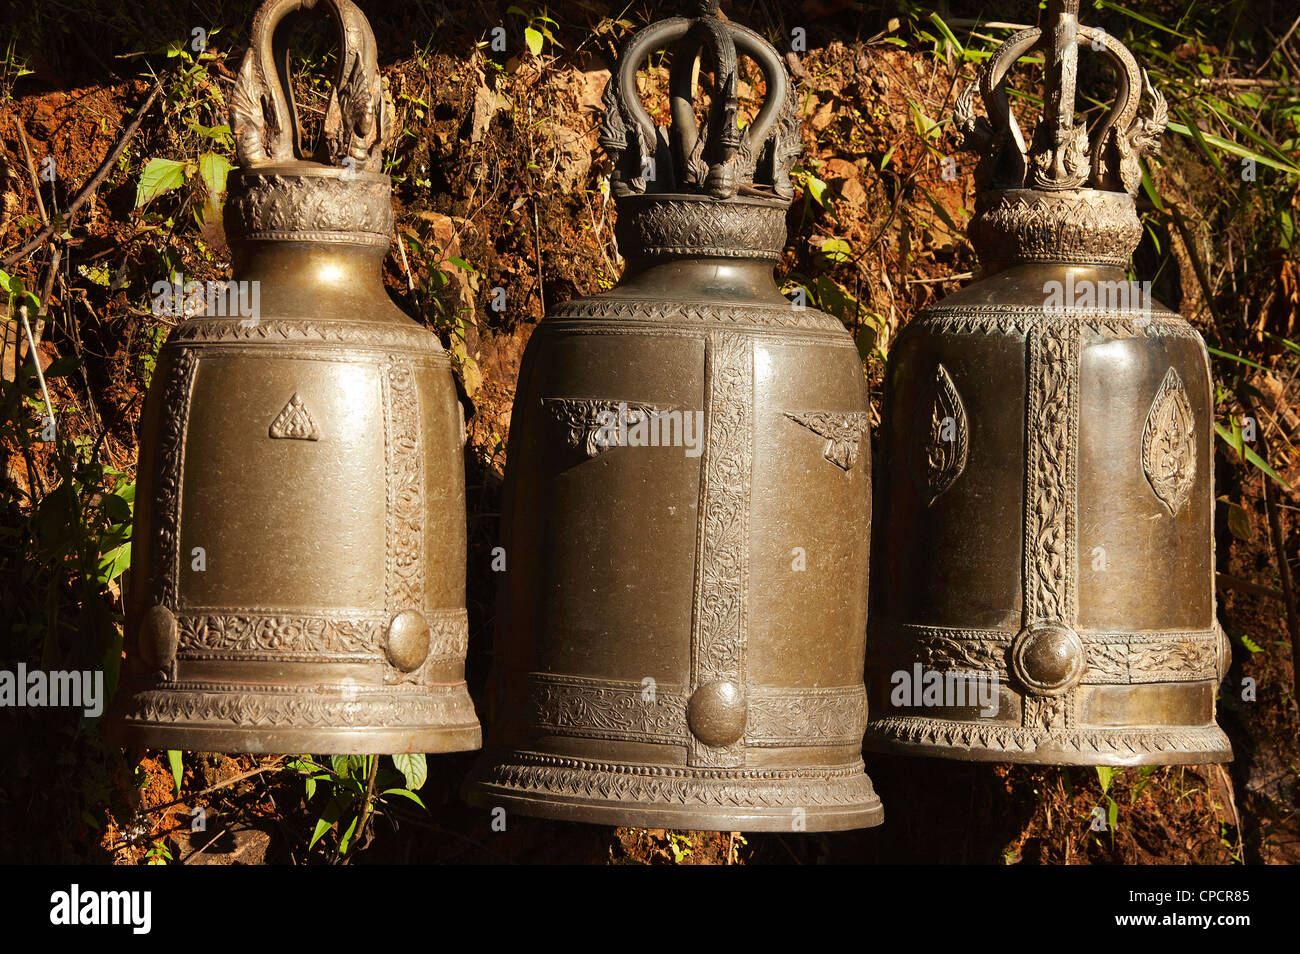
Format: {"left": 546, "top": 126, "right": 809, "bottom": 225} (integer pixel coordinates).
{"left": 979, "top": 21, "right": 1143, "bottom": 187}
{"left": 616, "top": 17, "right": 694, "bottom": 163}
{"left": 231, "top": 0, "right": 384, "bottom": 171}
{"left": 614, "top": 15, "right": 788, "bottom": 189}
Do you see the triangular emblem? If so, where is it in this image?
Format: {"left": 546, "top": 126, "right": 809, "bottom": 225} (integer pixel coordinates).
{"left": 269, "top": 392, "right": 320, "bottom": 440}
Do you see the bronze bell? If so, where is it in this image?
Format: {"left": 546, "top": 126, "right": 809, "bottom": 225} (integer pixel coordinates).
{"left": 865, "top": 0, "right": 1232, "bottom": 765}
{"left": 464, "top": 1, "right": 882, "bottom": 830}
{"left": 107, "top": 0, "right": 480, "bottom": 755}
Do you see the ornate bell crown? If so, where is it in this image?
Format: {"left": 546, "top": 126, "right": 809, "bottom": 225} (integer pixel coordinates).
{"left": 225, "top": 0, "right": 393, "bottom": 247}
{"left": 599, "top": 1, "right": 802, "bottom": 260}
{"left": 954, "top": 0, "right": 1169, "bottom": 268}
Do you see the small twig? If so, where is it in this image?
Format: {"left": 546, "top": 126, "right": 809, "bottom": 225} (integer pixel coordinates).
{"left": 132, "top": 759, "right": 287, "bottom": 818}
{"left": 394, "top": 229, "right": 415, "bottom": 292}
{"left": 352, "top": 756, "right": 381, "bottom": 855}
{"left": 2, "top": 81, "right": 162, "bottom": 269}
{"left": 1196, "top": 78, "right": 1284, "bottom": 88}
{"left": 530, "top": 194, "right": 545, "bottom": 314}
{"left": 1217, "top": 571, "right": 1284, "bottom": 602}
{"left": 14, "top": 119, "right": 48, "bottom": 226}
{"left": 33, "top": 244, "right": 60, "bottom": 350}
{"left": 907, "top": 272, "right": 974, "bottom": 285}
{"left": 1214, "top": 764, "right": 1244, "bottom": 858}
{"left": 180, "top": 827, "right": 231, "bottom": 865}
{"left": 1254, "top": 12, "right": 1300, "bottom": 76}
{"left": 943, "top": 17, "right": 1035, "bottom": 30}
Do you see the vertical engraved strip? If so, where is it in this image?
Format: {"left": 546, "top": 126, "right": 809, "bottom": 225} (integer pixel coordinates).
{"left": 382, "top": 358, "right": 426, "bottom": 616}
{"left": 155, "top": 348, "right": 199, "bottom": 610}
{"left": 1021, "top": 324, "right": 1080, "bottom": 729}
{"left": 1022, "top": 324, "right": 1078, "bottom": 625}
{"left": 687, "top": 332, "right": 753, "bottom": 767}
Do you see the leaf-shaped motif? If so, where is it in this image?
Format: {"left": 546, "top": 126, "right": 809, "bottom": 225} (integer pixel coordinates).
{"left": 923, "top": 363, "right": 968, "bottom": 504}
{"left": 1142, "top": 366, "right": 1196, "bottom": 514}
{"left": 784, "top": 411, "right": 870, "bottom": 471}
{"left": 541, "top": 398, "right": 665, "bottom": 458}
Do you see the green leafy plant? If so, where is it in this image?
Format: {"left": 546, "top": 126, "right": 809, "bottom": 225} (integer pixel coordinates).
{"left": 1094, "top": 766, "right": 1120, "bottom": 844}
{"left": 285, "top": 754, "right": 428, "bottom": 862}
{"left": 508, "top": 6, "right": 563, "bottom": 58}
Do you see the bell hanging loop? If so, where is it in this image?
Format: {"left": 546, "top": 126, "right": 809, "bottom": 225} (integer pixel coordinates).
{"left": 602, "top": 0, "right": 793, "bottom": 201}
{"left": 230, "top": 0, "right": 384, "bottom": 171}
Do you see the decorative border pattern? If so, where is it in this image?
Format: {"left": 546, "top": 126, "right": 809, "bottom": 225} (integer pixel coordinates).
{"left": 546, "top": 298, "right": 849, "bottom": 334}
{"left": 383, "top": 358, "right": 425, "bottom": 615}
{"left": 175, "top": 608, "right": 469, "bottom": 662}
{"left": 970, "top": 189, "right": 1144, "bottom": 267}
{"left": 167, "top": 318, "right": 449, "bottom": 356}
{"left": 152, "top": 347, "right": 199, "bottom": 611}
{"left": 525, "top": 674, "right": 867, "bottom": 747}
{"left": 114, "top": 684, "right": 477, "bottom": 728}
{"left": 476, "top": 752, "right": 880, "bottom": 808}
{"left": 688, "top": 332, "right": 753, "bottom": 767}
{"left": 913, "top": 305, "right": 1201, "bottom": 341}
{"left": 178, "top": 614, "right": 382, "bottom": 657}
{"left": 1024, "top": 323, "right": 1079, "bottom": 627}
{"left": 866, "top": 716, "right": 1230, "bottom": 759}
{"left": 528, "top": 674, "right": 689, "bottom": 744}
{"left": 226, "top": 174, "right": 393, "bottom": 245}
{"left": 743, "top": 686, "right": 869, "bottom": 747}
{"left": 872, "top": 623, "right": 1221, "bottom": 684}
{"left": 614, "top": 196, "right": 788, "bottom": 261}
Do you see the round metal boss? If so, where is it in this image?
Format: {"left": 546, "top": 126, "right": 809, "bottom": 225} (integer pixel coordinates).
{"left": 386, "top": 610, "right": 431, "bottom": 672}
{"left": 686, "top": 680, "right": 747, "bottom": 746}
{"left": 138, "top": 605, "right": 179, "bottom": 671}
{"left": 1011, "top": 624, "right": 1086, "bottom": 695}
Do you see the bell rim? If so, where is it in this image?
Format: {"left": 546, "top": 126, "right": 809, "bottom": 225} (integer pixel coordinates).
{"left": 462, "top": 786, "right": 884, "bottom": 832}
{"left": 863, "top": 721, "right": 1233, "bottom": 766}
{"left": 461, "top": 752, "right": 884, "bottom": 832}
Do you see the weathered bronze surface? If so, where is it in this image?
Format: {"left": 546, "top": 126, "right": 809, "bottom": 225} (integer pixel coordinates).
{"left": 464, "top": 1, "right": 882, "bottom": 831}
{"left": 107, "top": 0, "right": 480, "bottom": 754}
{"left": 865, "top": 0, "right": 1232, "bottom": 765}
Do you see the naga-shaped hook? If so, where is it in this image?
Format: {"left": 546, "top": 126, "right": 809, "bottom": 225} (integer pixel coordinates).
{"left": 599, "top": 1, "right": 797, "bottom": 200}
{"left": 953, "top": 0, "right": 1164, "bottom": 195}
{"left": 229, "top": 0, "right": 385, "bottom": 172}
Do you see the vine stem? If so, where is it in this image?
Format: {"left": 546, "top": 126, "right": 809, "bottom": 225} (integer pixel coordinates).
{"left": 352, "top": 755, "right": 381, "bottom": 856}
